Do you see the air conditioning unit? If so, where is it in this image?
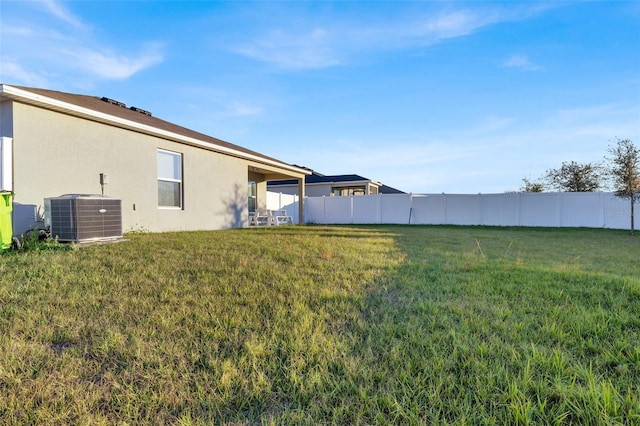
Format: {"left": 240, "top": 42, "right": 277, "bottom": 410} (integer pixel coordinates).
{"left": 45, "top": 194, "right": 122, "bottom": 243}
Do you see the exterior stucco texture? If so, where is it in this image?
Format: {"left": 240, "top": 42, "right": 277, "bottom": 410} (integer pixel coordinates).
{"left": 11, "top": 102, "right": 252, "bottom": 233}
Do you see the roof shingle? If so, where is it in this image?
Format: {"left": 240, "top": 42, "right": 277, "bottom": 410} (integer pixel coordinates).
{"left": 5, "top": 85, "right": 289, "bottom": 167}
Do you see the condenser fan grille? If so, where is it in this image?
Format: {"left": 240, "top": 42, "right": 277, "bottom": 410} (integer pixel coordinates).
{"left": 47, "top": 195, "right": 122, "bottom": 242}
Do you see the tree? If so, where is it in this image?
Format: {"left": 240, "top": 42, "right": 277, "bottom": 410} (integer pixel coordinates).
{"left": 606, "top": 138, "right": 640, "bottom": 235}
{"left": 544, "top": 161, "right": 604, "bottom": 192}
{"left": 520, "top": 178, "right": 544, "bottom": 192}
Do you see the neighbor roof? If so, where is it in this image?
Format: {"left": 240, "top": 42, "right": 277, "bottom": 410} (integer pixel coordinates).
{"left": 268, "top": 173, "right": 371, "bottom": 186}
{"left": 0, "top": 84, "right": 308, "bottom": 177}
{"left": 269, "top": 170, "right": 405, "bottom": 193}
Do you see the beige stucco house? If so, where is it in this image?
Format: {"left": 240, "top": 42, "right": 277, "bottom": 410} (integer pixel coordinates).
{"left": 0, "top": 84, "right": 308, "bottom": 235}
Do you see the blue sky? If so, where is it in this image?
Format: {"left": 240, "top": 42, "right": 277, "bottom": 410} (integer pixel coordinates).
{"left": 1, "top": 0, "right": 639, "bottom": 193}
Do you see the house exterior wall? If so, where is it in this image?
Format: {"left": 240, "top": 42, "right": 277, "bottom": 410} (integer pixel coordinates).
{"left": 306, "top": 184, "right": 332, "bottom": 197}
{"left": 269, "top": 183, "right": 331, "bottom": 197}
{"left": 10, "top": 101, "right": 255, "bottom": 234}
{"left": 266, "top": 184, "right": 294, "bottom": 196}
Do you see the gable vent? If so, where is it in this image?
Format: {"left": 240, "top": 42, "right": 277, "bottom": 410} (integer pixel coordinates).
{"left": 100, "top": 97, "right": 127, "bottom": 108}
{"left": 130, "top": 106, "right": 152, "bottom": 116}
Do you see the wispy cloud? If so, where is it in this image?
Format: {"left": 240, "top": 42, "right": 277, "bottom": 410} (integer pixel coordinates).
{"left": 165, "top": 86, "right": 266, "bottom": 133}
{"left": 470, "top": 116, "right": 517, "bottom": 133}
{"left": 502, "top": 54, "right": 543, "bottom": 71}
{"left": 0, "top": 1, "right": 163, "bottom": 87}
{"left": 230, "top": 100, "right": 263, "bottom": 117}
{"left": 422, "top": 9, "right": 493, "bottom": 40}
{"left": 231, "top": 4, "right": 553, "bottom": 70}
{"left": 234, "top": 27, "right": 341, "bottom": 70}
{"left": 40, "top": 0, "right": 86, "bottom": 28}
{"left": 60, "top": 45, "right": 164, "bottom": 80}
{"left": 0, "top": 59, "right": 48, "bottom": 86}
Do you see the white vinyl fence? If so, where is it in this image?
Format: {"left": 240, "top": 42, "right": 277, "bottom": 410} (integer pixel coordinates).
{"left": 268, "top": 191, "right": 635, "bottom": 229}
{"left": 266, "top": 191, "right": 300, "bottom": 224}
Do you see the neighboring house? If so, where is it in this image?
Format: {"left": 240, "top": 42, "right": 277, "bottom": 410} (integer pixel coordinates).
{"left": 268, "top": 169, "right": 405, "bottom": 197}
{"left": 0, "top": 84, "right": 309, "bottom": 234}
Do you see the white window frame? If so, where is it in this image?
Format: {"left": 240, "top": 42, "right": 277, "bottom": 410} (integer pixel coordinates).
{"left": 248, "top": 181, "right": 257, "bottom": 213}
{"left": 157, "top": 149, "right": 183, "bottom": 209}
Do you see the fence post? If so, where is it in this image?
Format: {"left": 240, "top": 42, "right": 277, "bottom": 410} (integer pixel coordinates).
{"left": 443, "top": 193, "right": 447, "bottom": 225}
{"left": 599, "top": 191, "right": 605, "bottom": 228}
{"left": 556, "top": 192, "right": 562, "bottom": 227}
{"left": 350, "top": 196, "right": 354, "bottom": 224}
{"left": 322, "top": 196, "right": 326, "bottom": 225}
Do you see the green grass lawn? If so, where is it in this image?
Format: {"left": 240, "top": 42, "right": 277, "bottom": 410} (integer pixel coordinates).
{"left": 1, "top": 226, "right": 638, "bottom": 424}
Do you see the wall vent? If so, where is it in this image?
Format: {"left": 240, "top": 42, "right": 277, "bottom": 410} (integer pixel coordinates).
{"left": 130, "top": 106, "right": 152, "bottom": 116}
{"left": 46, "top": 194, "right": 122, "bottom": 243}
{"left": 100, "top": 97, "right": 127, "bottom": 108}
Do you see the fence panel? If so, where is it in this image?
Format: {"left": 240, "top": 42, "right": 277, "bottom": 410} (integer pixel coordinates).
{"left": 410, "top": 195, "right": 444, "bottom": 224}
{"left": 481, "top": 193, "right": 519, "bottom": 226}
{"left": 518, "top": 193, "right": 560, "bottom": 227}
{"left": 380, "top": 194, "right": 412, "bottom": 224}
{"left": 276, "top": 191, "right": 635, "bottom": 229}
{"left": 352, "top": 195, "right": 380, "bottom": 223}
{"left": 441, "top": 195, "right": 481, "bottom": 225}
{"left": 323, "top": 196, "right": 353, "bottom": 224}
{"left": 304, "top": 196, "right": 326, "bottom": 224}
{"left": 603, "top": 194, "right": 633, "bottom": 229}
{"left": 559, "top": 192, "right": 603, "bottom": 228}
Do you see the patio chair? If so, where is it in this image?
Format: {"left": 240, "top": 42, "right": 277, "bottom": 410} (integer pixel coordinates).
{"left": 270, "top": 210, "right": 294, "bottom": 226}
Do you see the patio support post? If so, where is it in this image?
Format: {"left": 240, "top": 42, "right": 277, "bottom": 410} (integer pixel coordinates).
{"left": 298, "top": 177, "right": 305, "bottom": 224}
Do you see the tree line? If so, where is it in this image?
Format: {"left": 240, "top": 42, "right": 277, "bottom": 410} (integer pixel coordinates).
{"left": 520, "top": 138, "right": 639, "bottom": 234}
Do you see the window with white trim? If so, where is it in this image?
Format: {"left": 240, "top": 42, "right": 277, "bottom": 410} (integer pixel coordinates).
{"left": 248, "top": 181, "right": 257, "bottom": 213}
{"left": 157, "top": 149, "right": 183, "bottom": 208}
{"left": 332, "top": 186, "right": 366, "bottom": 196}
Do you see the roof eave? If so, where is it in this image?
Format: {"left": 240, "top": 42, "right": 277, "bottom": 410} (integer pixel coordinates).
{"left": 0, "top": 84, "right": 309, "bottom": 177}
